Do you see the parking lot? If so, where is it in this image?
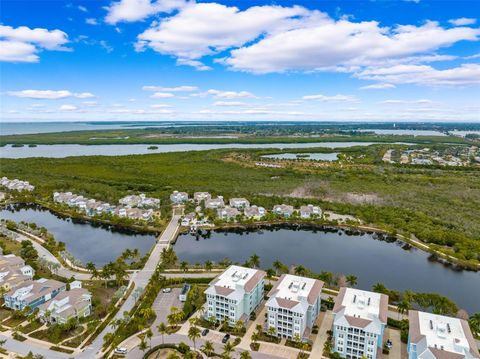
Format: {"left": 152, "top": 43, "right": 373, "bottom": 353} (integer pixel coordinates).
{"left": 152, "top": 287, "right": 182, "bottom": 332}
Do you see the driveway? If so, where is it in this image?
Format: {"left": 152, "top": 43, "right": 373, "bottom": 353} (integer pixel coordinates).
{"left": 152, "top": 287, "right": 182, "bottom": 332}
{"left": 384, "top": 327, "right": 407, "bottom": 359}
{"left": 311, "top": 310, "right": 334, "bottom": 358}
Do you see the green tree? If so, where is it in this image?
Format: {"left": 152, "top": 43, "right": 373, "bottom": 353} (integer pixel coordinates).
{"left": 294, "top": 265, "right": 307, "bottom": 276}
{"left": 205, "top": 260, "right": 213, "bottom": 271}
{"left": 249, "top": 254, "right": 260, "bottom": 268}
{"left": 139, "top": 338, "right": 148, "bottom": 355}
{"left": 240, "top": 351, "right": 252, "bottom": 359}
{"left": 346, "top": 275, "right": 358, "bottom": 287}
{"left": 397, "top": 300, "right": 411, "bottom": 320}
{"left": 157, "top": 322, "right": 168, "bottom": 344}
{"left": 222, "top": 341, "right": 235, "bottom": 359}
{"left": 145, "top": 328, "right": 153, "bottom": 348}
{"left": 201, "top": 340, "right": 215, "bottom": 357}
{"left": 469, "top": 313, "right": 480, "bottom": 337}
{"left": 188, "top": 325, "right": 201, "bottom": 351}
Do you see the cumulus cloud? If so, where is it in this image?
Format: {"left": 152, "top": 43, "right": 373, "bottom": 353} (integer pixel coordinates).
{"left": 359, "top": 83, "right": 396, "bottom": 90}
{"left": 105, "top": 0, "right": 187, "bottom": 24}
{"left": 7, "top": 90, "right": 96, "bottom": 99}
{"left": 302, "top": 94, "right": 358, "bottom": 102}
{"left": 59, "top": 104, "right": 78, "bottom": 111}
{"left": 449, "top": 18, "right": 476, "bottom": 26}
{"left": 206, "top": 89, "right": 256, "bottom": 99}
{"left": 86, "top": 18, "right": 98, "bottom": 25}
{"left": 0, "top": 25, "right": 70, "bottom": 62}
{"left": 142, "top": 85, "right": 197, "bottom": 92}
{"left": 150, "top": 92, "right": 175, "bottom": 98}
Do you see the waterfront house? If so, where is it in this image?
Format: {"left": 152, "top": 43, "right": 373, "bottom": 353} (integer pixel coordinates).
{"left": 273, "top": 204, "right": 295, "bottom": 218}
{"left": 205, "top": 265, "right": 265, "bottom": 326}
{"left": 300, "top": 205, "right": 322, "bottom": 219}
{"left": 119, "top": 194, "right": 160, "bottom": 209}
{"left": 229, "top": 198, "right": 250, "bottom": 209}
{"left": 217, "top": 207, "right": 240, "bottom": 220}
{"left": 332, "top": 287, "right": 388, "bottom": 359}
{"left": 244, "top": 205, "right": 266, "bottom": 220}
{"left": 194, "top": 192, "right": 212, "bottom": 203}
{"left": 408, "top": 310, "right": 480, "bottom": 359}
{"left": 205, "top": 197, "right": 225, "bottom": 209}
{"left": 266, "top": 274, "right": 323, "bottom": 340}
{"left": 38, "top": 287, "right": 92, "bottom": 324}
{"left": 170, "top": 191, "right": 189, "bottom": 204}
{"left": 181, "top": 212, "right": 196, "bottom": 226}
{"left": 4, "top": 278, "right": 66, "bottom": 311}
{"left": 1, "top": 177, "right": 34, "bottom": 192}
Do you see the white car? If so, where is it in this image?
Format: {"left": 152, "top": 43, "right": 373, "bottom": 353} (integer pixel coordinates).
{"left": 162, "top": 288, "right": 172, "bottom": 293}
{"left": 114, "top": 347, "right": 128, "bottom": 354}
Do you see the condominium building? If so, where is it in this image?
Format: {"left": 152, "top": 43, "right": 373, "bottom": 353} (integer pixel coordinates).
{"left": 205, "top": 265, "right": 265, "bottom": 325}
{"left": 205, "top": 197, "right": 225, "bottom": 209}
{"left": 229, "top": 198, "right": 250, "bottom": 209}
{"left": 39, "top": 287, "right": 92, "bottom": 324}
{"left": 4, "top": 278, "right": 66, "bottom": 311}
{"left": 408, "top": 310, "right": 480, "bottom": 359}
{"left": 170, "top": 191, "right": 189, "bottom": 204}
{"left": 333, "top": 287, "right": 388, "bottom": 359}
{"left": 266, "top": 274, "right": 323, "bottom": 339}
{"left": 194, "top": 192, "right": 211, "bottom": 203}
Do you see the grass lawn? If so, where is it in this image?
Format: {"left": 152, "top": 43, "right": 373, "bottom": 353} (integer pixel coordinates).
{"left": 0, "top": 236, "right": 22, "bottom": 256}
{"left": 83, "top": 280, "right": 119, "bottom": 319}
{"left": 19, "top": 319, "right": 43, "bottom": 334}
{"left": 3, "top": 316, "right": 27, "bottom": 328}
{"left": 0, "top": 307, "right": 13, "bottom": 322}
{"left": 30, "top": 325, "right": 84, "bottom": 344}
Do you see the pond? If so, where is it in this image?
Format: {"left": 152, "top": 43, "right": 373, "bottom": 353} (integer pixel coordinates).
{"left": 261, "top": 152, "right": 339, "bottom": 161}
{"left": 1, "top": 142, "right": 403, "bottom": 158}
{"left": 174, "top": 226, "right": 480, "bottom": 313}
{"left": 357, "top": 129, "right": 447, "bottom": 136}
{"left": 0, "top": 205, "right": 156, "bottom": 266}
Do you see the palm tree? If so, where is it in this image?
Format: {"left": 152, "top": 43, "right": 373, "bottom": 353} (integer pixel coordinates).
{"left": 188, "top": 325, "right": 201, "bottom": 351}
{"left": 201, "top": 340, "right": 215, "bottom": 357}
{"left": 139, "top": 338, "right": 148, "bottom": 355}
{"left": 234, "top": 320, "right": 244, "bottom": 335}
{"left": 140, "top": 307, "right": 155, "bottom": 321}
{"left": 469, "top": 312, "right": 480, "bottom": 337}
{"left": 145, "top": 328, "right": 153, "bottom": 348}
{"left": 273, "top": 260, "right": 287, "bottom": 275}
{"left": 267, "top": 326, "right": 276, "bottom": 338}
{"left": 397, "top": 300, "right": 411, "bottom": 320}
{"left": 157, "top": 322, "right": 168, "bottom": 344}
{"left": 251, "top": 332, "right": 260, "bottom": 347}
{"left": 266, "top": 268, "right": 275, "bottom": 279}
{"left": 205, "top": 260, "right": 213, "bottom": 271}
{"left": 372, "top": 282, "right": 387, "bottom": 293}
{"left": 180, "top": 260, "right": 189, "bottom": 272}
{"left": 222, "top": 341, "right": 235, "bottom": 359}
{"left": 86, "top": 261, "right": 97, "bottom": 279}
{"left": 168, "top": 306, "right": 184, "bottom": 329}
{"left": 346, "top": 274, "right": 358, "bottom": 287}
{"left": 294, "top": 265, "right": 307, "bottom": 276}
{"left": 249, "top": 254, "right": 260, "bottom": 268}
{"left": 240, "top": 351, "right": 252, "bottom": 359}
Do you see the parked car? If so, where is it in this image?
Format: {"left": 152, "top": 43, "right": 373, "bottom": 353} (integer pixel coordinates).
{"left": 162, "top": 288, "right": 172, "bottom": 293}
{"left": 222, "top": 333, "right": 230, "bottom": 343}
{"left": 114, "top": 347, "right": 128, "bottom": 354}
{"left": 202, "top": 328, "right": 209, "bottom": 336}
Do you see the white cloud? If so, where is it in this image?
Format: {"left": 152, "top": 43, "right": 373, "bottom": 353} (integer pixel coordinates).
{"left": 150, "top": 92, "right": 175, "bottom": 98}
{"left": 213, "top": 101, "right": 246, "bottom": 107}
{"left": 82, "top": 101, "right": 98, "bottom": 106}
{"left": 86, "top": 18, "right": 98, "bottom": 25}
{"left": 78, "top": 5, "right": 88, "bottom": 12}
{"left": 59, "top": 104, "right": 78, "bottom": 111}
{"left": 380, "top": 99, "right": 432, "bottom": 105}
{"left": 7, "top": 90, "right": 96, "bottom": 99}
{"left": 302, "top": 94, "right": 358, "bottom": 102}
{"left": 0, "top": 25, "right": 70, "bottom": 63}
{"left": 150, "top": 104, "right": 172, "bottom": 108}
{"left": 105, "top": 0, "right": 186, "bottom": 25}
{"left": 206, "top": 89, "right": 256, "bottom": 99}
{"left": 359, "top": 83, "right": 396, "bottom": 90}
{"left": 449, "top": 18, "right": 476, "bottom": 26}
{"left": 142, "top": 85, "right": 197, "bottom": 92}
{"left": 136, "top": 3, "right": 318, "bottom": 68}
{"left": 357, "top": 63, "right": 480, "bottom": 86}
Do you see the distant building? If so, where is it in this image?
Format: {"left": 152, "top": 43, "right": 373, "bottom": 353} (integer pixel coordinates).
{"left": 217, "top": 207, "right": 240, "bottom": 220}
{"left": 300, "top": 205, "right": 322, "bottom": 219}
{"left": 408, "top": 310, "right": 480, "bottom": 359}
{"left": 170, "top": 191, "right": 188, "bottom": 204}
{"left": 39, "top": 287, "right": 92, "bottom": 324}
{"left": 266, "top": 274, "right": 323, "bottom": 339}
{"left": 244, "top": 205, "right": 266, "bottom": 220}
{"left": 205, "top": 197, "right": 225, "bottom": 209}
{"left": 4, "top": 278, "right": 66, "bottom": 311}
{"left": 194, "top": 192, "right": 211, "bottom": 203}
{"left": 332, "top": 287, "right": 388, "bottom": 359}
{"left": 0, "top": 254, "right": 34, "bottom": 292}
{"left": 229, "top": 198, "right": 250, "bottom": 209}
{"left": 205, "top": 265, "right": 265, "bottom": 325}
{"left": 1, "top": 177, "right": 34, "bottom": 192}
{"left": 273, "top": 204, "right": 295, "bottom": 218}
{"left": 119, "top": 193, "right": 160, "bottom": 209}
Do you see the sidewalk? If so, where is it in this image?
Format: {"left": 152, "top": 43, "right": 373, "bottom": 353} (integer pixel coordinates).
{"left": 310, "top": 311, "right": 334, "bottom": 358}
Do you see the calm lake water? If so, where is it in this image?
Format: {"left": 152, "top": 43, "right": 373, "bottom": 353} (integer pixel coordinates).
{"left": 0, "top": 205, "right": 156, "bottom": 266}
{"left": 262, "top": 152, "right": 339, "bottom": 161}
{"left": 358, "top": 129, "right": 447, "bottom": 136}
{"left": 1, "top": 142, "right": 386, "bottom": 158}
{"left": 174, "top": 227, "right": 480, "bottom": 312}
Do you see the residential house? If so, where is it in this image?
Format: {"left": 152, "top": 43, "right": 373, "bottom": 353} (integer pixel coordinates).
{"left": 244, "top": 206, "right": 266, "bottom": 220}
{"left": 217, "top": 207, "right": 240, "bottom": 220}
{"left": 194, "top": 192, "right": 211, "bottom": 203}
{"left": 1, "top": 177, "right": 34, "bottom": 192}
{"left": 181, "top": 212, "right": 196, "bottom": 226}
{"left": 0, "top": 255, "right": 34, "bottom": 292}
{"left": 300, "top": 205, "right": 322, "bottom": 219}
{"left": 205, "top": 265, "right": 265, "bottom": 325}
{"left": 170, "top": 191, "right": 189, "bottom": 204}
{"left": 4, "top": 278, "right": 66, "bottom": 311}
{"left": 273, "top": 204, "right": 295, "bottom": 218}
{"left": 333, "top": 287, "right": 388, "bottom": 359}
{"left": 408, "top": 310, "right": 480, "bottom": 359}
{"left": 266, "top": 274, "right": 323, "bottom": 340}
{"left": 229, "top": 198, "right": 250, "bottom": 209}
{"left": 39, "top": 287, "right": 92, "bottom": 324}
{"left": 205, "top": 197, "right": 225, "bottom": 209}
{"left": 119, "top": 194, "right": 160, "bottom": 209}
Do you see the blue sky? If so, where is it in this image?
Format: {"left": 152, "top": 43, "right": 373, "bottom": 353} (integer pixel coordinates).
{"left": 1, "top": 0, "right": 479, "bottom": 122}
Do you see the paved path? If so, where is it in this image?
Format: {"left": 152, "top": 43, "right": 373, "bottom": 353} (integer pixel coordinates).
{"left": 311, "top": 311, "right": 334, "bottom": 358}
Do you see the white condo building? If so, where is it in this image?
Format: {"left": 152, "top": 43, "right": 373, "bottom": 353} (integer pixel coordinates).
{"left": 333, "top": 288, "right": 388, "bottom": 359}
{"left": 408, "top": 310, "right": 480, "bottom": 359}
{"left": 205, "top": 265, "right": 265, "bottom": 325}
{"left": 266, "top": 274, "right": 323, "bottom": 339}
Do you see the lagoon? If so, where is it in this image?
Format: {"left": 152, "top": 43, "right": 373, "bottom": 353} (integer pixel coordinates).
{"left": 262, "top": 152, "right": 339, "bottom": 161}
{"left": 174, "top": 226, "right": 480, "bottom": 312}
